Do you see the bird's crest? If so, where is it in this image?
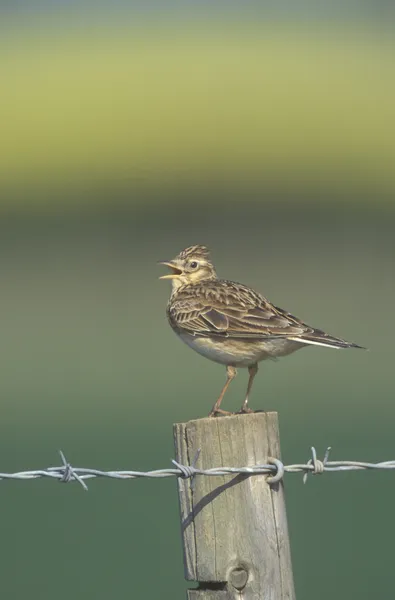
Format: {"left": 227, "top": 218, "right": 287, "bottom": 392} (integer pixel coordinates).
{"left": 177, "top": 245, "right": 211, "bottom": 261}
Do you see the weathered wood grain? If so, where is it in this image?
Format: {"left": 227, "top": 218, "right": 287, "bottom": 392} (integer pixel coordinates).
{"left": 174, "top": 412, "right": 296, "bottom": 600}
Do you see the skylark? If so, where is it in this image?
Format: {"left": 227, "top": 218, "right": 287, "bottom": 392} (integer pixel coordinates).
{"left": 159, "top": 245, "right": 364, "bottom": 417}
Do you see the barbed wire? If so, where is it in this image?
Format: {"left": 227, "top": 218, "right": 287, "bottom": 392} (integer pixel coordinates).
{"left": 1, "top": 447, "right": 394, "bottom": 491}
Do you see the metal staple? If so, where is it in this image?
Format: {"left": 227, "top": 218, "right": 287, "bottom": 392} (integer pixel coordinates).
{"left": 0, "top": 447, "right": 394, "bottom": 491}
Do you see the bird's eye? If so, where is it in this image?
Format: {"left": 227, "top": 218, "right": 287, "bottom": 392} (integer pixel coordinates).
{"left": 189, "top": 261, "right": 199, "bottom": 269}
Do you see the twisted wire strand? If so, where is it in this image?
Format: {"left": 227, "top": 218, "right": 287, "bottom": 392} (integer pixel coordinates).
{"left": 1, "top": 448, "right": 394, "bottom": 491}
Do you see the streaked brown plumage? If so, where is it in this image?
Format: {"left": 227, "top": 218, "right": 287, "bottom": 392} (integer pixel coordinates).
{"left": 159, "top": 245, "right": 364, "bottom": 416}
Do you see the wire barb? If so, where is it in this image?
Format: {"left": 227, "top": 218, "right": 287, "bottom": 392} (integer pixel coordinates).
{"left": 172, "top": 448, "right": 201, "bottom": 490}
{"left": 303, "top": 447, "right": 331, "bottom": 484}
{"left": 58, "top": 450, "right": 89, "bottom": 492}
{"left": 171, "top": 461, "right": 196, "bottom": 479}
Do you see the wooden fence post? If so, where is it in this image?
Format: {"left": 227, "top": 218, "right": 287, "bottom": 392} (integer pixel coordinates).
{"left": 173, "top": 412, "right": 296, "bottom": 600}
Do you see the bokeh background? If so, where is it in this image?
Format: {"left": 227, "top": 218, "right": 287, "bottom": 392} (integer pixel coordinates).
{"left": 1, "top": 2, "right": 394, "bottom": 599}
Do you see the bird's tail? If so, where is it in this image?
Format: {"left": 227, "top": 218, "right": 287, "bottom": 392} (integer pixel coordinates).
{"left": 288, "top": 329, "right": 366, "bottom": 350}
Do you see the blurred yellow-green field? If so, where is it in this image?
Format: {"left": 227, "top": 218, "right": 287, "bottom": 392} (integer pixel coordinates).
{"left": 1, "top": 17, "right": 395, "bottom": 208}
{"left": 0, "top": 6, "right": 394, "bottom": 600}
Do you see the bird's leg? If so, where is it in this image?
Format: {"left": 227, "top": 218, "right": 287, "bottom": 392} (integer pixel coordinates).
{"left": 239, "top": 364, "right": 258, "bottom": 413}
{"left": 208, "top": 365, "right": 237, "bottom": 417}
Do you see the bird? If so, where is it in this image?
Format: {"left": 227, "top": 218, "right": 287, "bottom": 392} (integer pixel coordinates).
{"left": 159, "top": 245, "right": 364, "bottom": 417}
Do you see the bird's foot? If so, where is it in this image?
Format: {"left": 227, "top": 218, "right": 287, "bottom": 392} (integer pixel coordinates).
{"left": 236, "top": 406, "right": 255, "bottom": 415}
{"left": 208, "top": 408, "right": 233, "bottom": 418}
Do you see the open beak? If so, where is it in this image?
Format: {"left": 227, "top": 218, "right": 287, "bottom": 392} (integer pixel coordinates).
{"left": 158, "top": 261, "right": 183, "bottom": 280}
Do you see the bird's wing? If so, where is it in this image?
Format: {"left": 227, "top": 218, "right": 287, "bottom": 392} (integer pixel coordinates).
{"left": 168, "top": 281, "right": 309, "bottom": 339}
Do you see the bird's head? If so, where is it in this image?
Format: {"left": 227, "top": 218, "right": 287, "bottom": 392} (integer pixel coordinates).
{"left": 159, "top": 245, "right": 217, "bottom": 291}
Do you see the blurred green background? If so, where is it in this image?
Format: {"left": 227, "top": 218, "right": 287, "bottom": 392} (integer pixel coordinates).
{"left": 0, "top": 3, "right": 394, "bottom": 599}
